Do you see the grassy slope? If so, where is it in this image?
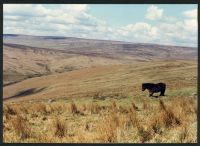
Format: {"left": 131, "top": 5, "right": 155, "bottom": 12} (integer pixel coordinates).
{"left": 3, "top": 60, "right": 197, "bottom": 102}
{"left": 3, "top": 83, "right": 197, "bottom": 143}
{"left": 3, "top": 57, "right": 197, "bottom": 143}
{"left": 3, "top": 45, "right": 125, "bottom": 85}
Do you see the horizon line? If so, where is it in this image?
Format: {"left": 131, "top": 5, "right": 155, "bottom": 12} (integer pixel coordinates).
{"left": 3, "top": 33, "right": 197, "bottom": 48}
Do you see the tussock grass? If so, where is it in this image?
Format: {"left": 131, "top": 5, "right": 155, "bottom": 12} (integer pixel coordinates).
{"left": 53, "top": 118, "right": 67, "bottom": 138}
{"left": 131, "top": 101, "right": 138, "bottom": 110}
{"left": 12, "top": 114, "right": 32, "bottom": 139}
{"left": 159, "top": 99, "right": 182, "bottom": 128}
{"left": 90, "top": 103, "right": 101, "bottom": 114}
{"left": 4, "top": 105, "right": 18, "bottom": 115}
{"left": 149, "top": 116, "right": 162, "bottom": 134}
{"left": 34, "top": 103, "right": 49, "bottom": 115}
{"left": 143, "top": 100, "right": 149, "bottom": 110}
{"left": 111, "top": 101, "right": 118, "bottom": 112}
{"left": 70, "top": 102, "right": 79, "bottom": 115}
{"left": 97, "top": 114, "right": 119, "bottom": 143}
{"left": 179, "top": 125, "right": 189, "bottom": 143}
{"left": 137, "top": 126, "right": 153, "bottom": 143}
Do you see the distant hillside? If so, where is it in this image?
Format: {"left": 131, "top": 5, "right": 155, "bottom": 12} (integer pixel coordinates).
{"left": 3, "top": 34, "right": 197, "bottom": 60}
{"left": 3, "top": 34, "right": 197, "bottom": 85}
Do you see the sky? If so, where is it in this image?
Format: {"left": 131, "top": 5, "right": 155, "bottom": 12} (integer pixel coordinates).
{"left": 3, "top": 4, "right": 198, "bottom": 47}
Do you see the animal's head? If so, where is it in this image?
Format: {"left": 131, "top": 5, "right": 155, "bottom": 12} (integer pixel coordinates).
{"left": 142, "top": 83, "right": 146, "bottom": 91}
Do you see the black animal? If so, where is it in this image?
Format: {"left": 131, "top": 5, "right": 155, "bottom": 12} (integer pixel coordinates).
{"left": 142, "top": 83, "right": 166, "bottom": 97}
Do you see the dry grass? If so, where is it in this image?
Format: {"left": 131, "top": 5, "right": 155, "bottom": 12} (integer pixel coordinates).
{"left": 128, "top": 111, "right": 140, "bottom": 128}
{"left": 97, "top": 113, "right": 120, "bottom": 143}
{"left": 179, "top": 125, "right": 189, "bottom": 143}
{"left": 81, "top": 104, "right": 87, "bottom": 112}
{"left": 12, "top": 114, "right": 32, "bottom": 139}
{"left": 131, "top": 101, "right": 138, "bottom": 110}
{"left": 3, "top": 95, "right": 197, "bottom": 143}
{"left": 143, "top": 100, "right": 149, "bottom": 110}
{"left": 4, "top": 105, "right": 18, "bottom": 115}
{"left": 137, "top": 126, "right": 153, "bottom": 143}
{"left": 90, "top": 103, "right": 101, "bottom": 114}
{"left": 159, "top": 99, "right": 182, "bottom": 128}
{"left": 34, "top": 103, "right": 50, "bottom": 115}
{"left": 149, "top": 116, "right": 162, "bottom": 134}
{"left": 70, "top": 102, "right": 79, "bottom": 115}
{"left": 52, "top": 118, "right": 67, "bottom": 138}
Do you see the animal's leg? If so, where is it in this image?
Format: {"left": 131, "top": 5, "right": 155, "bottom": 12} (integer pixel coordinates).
{"left": 160, "top": 90, "right": 165, "bottom": 96}
{"left": 161, "top": 85, "right": 166, "bottom": 96}
{"left": 149, "top": 92, "right": 153, "bottom": 97}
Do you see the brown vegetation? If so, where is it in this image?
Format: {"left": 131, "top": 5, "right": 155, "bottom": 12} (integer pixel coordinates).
{"left": 3, "top": 94, "right": 197, "bottom": 143}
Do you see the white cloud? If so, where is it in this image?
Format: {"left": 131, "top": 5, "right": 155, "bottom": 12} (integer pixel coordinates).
{"left": 116, "top": 7, "right": 197, "bottom": 47}
{"left": 4, "top": 4, "right": 48, "bottom": 17}
{"left": 117, "top": 13, "right": 197, "bottom": 47}
{"left": 116, "top": 22, "right": 160, "bottom": 44}
{"left": 183, "top": 9, "right": 197, "bottom": 18}
{"left": 3, "top": 4, "right": 114, "bottom": 39}
{"left": 146, "top": 5, "right": 163, "bottom": 20}
{"left": 61, "top": 4, "right": 88, "bottom": 13}
{"left": 3, "top": 4, "right": 197, "bottom": 47}
{"left": 184, "top": 19, "right": 197, "bottom": 32}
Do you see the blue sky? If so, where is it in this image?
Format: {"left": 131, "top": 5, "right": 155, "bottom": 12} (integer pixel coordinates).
{"left": 3, "top": 4, "right": 197, "bottom": 47}
{"left": 89, "top": 4, "right": 196, "bottom": 27}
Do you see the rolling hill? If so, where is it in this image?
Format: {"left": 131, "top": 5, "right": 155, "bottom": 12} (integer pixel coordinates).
{"left": 3, "top": 60, "right": 197, "bottom": 102}
{"left": 3, "top": 34, "right": 197, "bottom": 86}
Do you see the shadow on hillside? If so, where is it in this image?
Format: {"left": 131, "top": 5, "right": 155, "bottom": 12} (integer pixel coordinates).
{"left": 4, "top": 87, "right": 47, "bottom": 101}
